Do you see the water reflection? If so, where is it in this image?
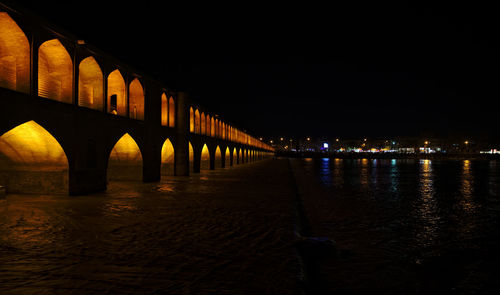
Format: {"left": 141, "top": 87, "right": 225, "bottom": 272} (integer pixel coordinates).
{"left": 389, "top": 159, "right": 398, "bottom": 193}
{"left": 459, "top": 160, "right": 477, "bottom": 213}
{"left": 414, "top": 159, "right": 440, "bottom": 247}
{"left": 358, "top": 159, "right": 368, "bottom": 190}
{"left": 332, "top": 158, "right": 344, "bottom": 188}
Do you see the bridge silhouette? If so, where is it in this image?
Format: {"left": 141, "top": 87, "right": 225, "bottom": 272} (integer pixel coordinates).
{"left": 0, "top": 3, "right": 274, "bottom": 195}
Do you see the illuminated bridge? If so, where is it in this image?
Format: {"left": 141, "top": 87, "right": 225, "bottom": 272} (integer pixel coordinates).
{"left": 0, "top": 4, "right": 274, "bottom": 195}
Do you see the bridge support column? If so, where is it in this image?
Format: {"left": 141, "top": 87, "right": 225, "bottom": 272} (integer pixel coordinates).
{"left": 174, "top": 91, "right": 189, "bottom": 176}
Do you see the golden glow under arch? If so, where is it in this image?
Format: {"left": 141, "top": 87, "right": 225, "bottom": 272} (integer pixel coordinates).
{"left": 225, "top": 147, "right": 230, "bottom": 167}
{"left": 215, "top": 145, "right": 222, "bottom": 168}
{"left": 161, "top": 138, "right": 175, "bottom": 176}
{"left": 168, "top": 96, "right": 175, "bottom": 127}
{"left": 107, "top": 69, "right": 126, "bottom": 116}
{"left": 38, "top": 39, "right": 73, "bottom": 103}
{"left": 201, "top": 143, "right": 210, "bottom": 170}
{"left": 78, "top": 56, "right": 104, "bottom": 110}
{"left": 129, "top": 78, "right": 144, "bottom": 120}
{"left": 0, "top": 12, "right": 30, "bottom": 93}
{"left": 0, "top": 121, "right": 68, "bottom": 194}
{"left": 107, "top": 133, "right": 143, "bottom": 181}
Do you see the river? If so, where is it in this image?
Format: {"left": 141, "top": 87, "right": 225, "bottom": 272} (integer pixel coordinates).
{"left": 290, "top": 158, "right": 500, "bottom": 294}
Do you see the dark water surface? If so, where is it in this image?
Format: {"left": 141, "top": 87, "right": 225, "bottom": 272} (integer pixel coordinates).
{"left": 0, "top": 160, "right": 301, "bottom": 295}
{"left": 290, "top": 158, "right": 500, "bottom": 294}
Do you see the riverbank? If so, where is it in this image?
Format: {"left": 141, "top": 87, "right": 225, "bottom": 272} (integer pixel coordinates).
{"left": 0, "top": 159, "right": 302, "bottom": 294}
{"left": 279, "top": 151, "right": 500, "bottom": 160}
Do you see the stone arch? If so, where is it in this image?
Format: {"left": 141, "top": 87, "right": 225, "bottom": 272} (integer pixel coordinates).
{"left": 233, "top": 147, "right": 237, "bottom": 165}
{"left": 161, "top": 138, "right": 174, "bottom": 176}
{"left": 38, "top": 39, "right": 73, "bottom": 103}
{"left": 215, "top": 145, "right": 222, "bottom": 169}
{"left": 107, "top": 69, "right": 126, "bottom": 116}
{"left": 206, "top": 115, "right": 211, "bottom": 136}
{"left": 201, "top": 143, "right": 210, "bottom": 170}
{"left": 129, "top": 78, "right": 144, "bottom": 120}
{"left": 189, "top": 107, "right": 194, "bottom": 133}
{"left": 211, "top": 117, "right": 215, "bottom": 137}
{"left": 78, "top": 56, "right": 104, "bottom": 111}
{"left": 168, "top": 96, "right": 175, "bottom": 127}
{"left": 189, "top": 141, "right": 194, "bottom": 172}
{"left": 0, "top": 120, "right": 69, "bottom": 194}
{"left": 225, "top": 147, "right": 231, "bottom": 167}
{"left": 200, "top": 112, "right": 206, "bottom": 135}
{"left": 161, "top": 93, "right": 168, "bottom": 126}
{"left": 195, "top": 109, "right": 200, "bottom": 134}
{"left": 0, "top": 12, "right": 30, "bottom": 93}
{"left": 107, "top": 133, "right": 143, "bottom": 181}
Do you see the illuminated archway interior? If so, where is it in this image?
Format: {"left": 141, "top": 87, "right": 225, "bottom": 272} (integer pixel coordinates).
{"left": 129, "top": 78, "right": 144, "bottom": 120}
{"left": 189, "top": 141, "right": 194, "bottom": 171}
{"left": 161, "top": 93, "right": 168, "bottom": 126}
{"left": 78, "top": 56, "right": 103, "bottom": 110}
{"left": 233, "top": 147, "right": 237, "bottom": 165}
{"left": 0, "top": 121, "right": 68, "bottom": 194}
{"left": 215, "top": 145, "right": 222, "bottom": 168}
{"left": 225, "top": 147, "right": 230, "bottom": 167}
{"left": 107, "top": 70, "right": 126, "bottom": 116}
{"left": 38, "top": 39, "right": 73, "bottom": 103}
{"left": 161, "top": 138, "right": 175, "bottom": 176}
{"left": 201, "top": 144, "right": 210, "bottom": 170}
{"left": 0, "top": 12, "right": 30, "bottom": 93}
{"left": 201, "top": 113, "right": 206, "bottom": 135}
{"left": 168, "top": 96, "right": 175, "bottom": 127}
{"left": 189, "top": 107, "right": 194, "bottom": 133}
{"left": 107, "top": 133, "right": 143, "bottom": 181}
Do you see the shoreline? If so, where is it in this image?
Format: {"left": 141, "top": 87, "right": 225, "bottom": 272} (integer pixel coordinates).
{"left": 277, "top": 152, "right": 500, "bottom": 160}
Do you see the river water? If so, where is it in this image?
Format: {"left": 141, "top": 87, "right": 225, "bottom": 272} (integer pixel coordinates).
{"left": 0, "top": 160, "right": 301, "bottom": 295}
{"left": 290, "top": 158, "right": 500, "bottom": 294}
{"left": 2, "top": 158, "right": 500, "bottom": 294}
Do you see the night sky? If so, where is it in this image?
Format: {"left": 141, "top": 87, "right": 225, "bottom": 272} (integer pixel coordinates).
{"left": 12, "top": 1, "right": 500, "bottom": 141}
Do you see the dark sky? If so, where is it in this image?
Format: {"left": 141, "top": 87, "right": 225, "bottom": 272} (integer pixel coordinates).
{"left": 11, "top": 1, "right": 500, "bottom": 141}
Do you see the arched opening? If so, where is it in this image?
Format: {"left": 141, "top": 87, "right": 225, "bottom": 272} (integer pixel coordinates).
{"left": 107, "top": 133, "right": 142, "bottom": 181}
{"left": 189, "top": 141, "right": 194, "bottom": 172}
{"left": 161, "top": 93, "right": 168, "bottom": 126}
{"left": 0, "top": 12, "right": 30, "bottom": 93}
{"left": 206, "top": 115, "right": 211, "bottom": 136}
{"left": 107, "top": 70, "right": 126, "bottom": 116}
{"left": 195, "top": 109, "right": 200, "bottom": 134}
{"left": 201, "top": 112, "right": 206, "bottom": 135}
{"left": 0, "top": 121, "right": 68, "bottom": 194}
{"left": 215, "top": 146, "right": 222, "bottom": 168}
{"left": 38, "top": 39, "right": 73, "bottom": 103}
{"left": 211, "top": 117, "right": 215, "bottom": 137}
{"left": 129, "top": 78, "right": 144, "bottom": 120}
{"left": 168, "top": 96, "right": 175, "bottom": 127}
{"left": 233, "top": 147, "right": 237, "bottom": 165}
{"left": 78, "top": 56, "right": 103, "bottom": 110}
{"left": 225, "top": 147, "right": 230, "bottom": 167}
{"left": 189, "top": 107, "right": 194, "bottom": 133}
{"left": 161, "top": 138, "right": 174, "bottom": 176}
{"left": 201, "top": 144, "right": 210, "bottom": 170}
{"left": 239, "top": 149, "right": 243, "bottom": 164}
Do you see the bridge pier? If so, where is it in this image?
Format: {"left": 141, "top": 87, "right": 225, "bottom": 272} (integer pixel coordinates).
{"left": 174, "top": 92, "right": 190, "bottom": 176}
